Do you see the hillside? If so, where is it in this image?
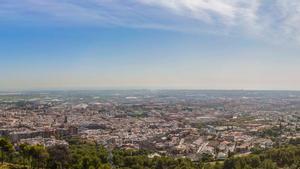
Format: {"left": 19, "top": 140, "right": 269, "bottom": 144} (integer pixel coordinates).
{"left": 0, "top": 137, "right": 299, "bottom": 169}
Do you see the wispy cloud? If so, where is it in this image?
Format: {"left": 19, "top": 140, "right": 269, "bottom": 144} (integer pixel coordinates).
{"left": 136, "top": 0, "right": 236, "bottom": 23}
{"left": 1, "top": 0, "right": 300, "bottom": 43}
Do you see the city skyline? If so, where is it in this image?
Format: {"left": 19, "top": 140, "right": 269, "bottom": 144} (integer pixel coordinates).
{"left": 1, "top": 0, "right": 300, "bottom": 91}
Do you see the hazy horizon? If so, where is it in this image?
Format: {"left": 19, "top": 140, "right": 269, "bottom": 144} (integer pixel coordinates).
{"left": 1, "top": 0, "right": 300, "bottom": 91}
{"left": 2, "top": 87, "right": 300, "bottom": 93}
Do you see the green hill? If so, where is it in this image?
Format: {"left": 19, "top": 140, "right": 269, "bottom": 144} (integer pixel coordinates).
{"left": 0, "top": 137, "right": 299, "bottom": 169}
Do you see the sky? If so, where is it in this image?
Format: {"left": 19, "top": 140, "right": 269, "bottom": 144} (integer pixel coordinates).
{"left": 1, "top": 0, "right": 300, "bottom": 91}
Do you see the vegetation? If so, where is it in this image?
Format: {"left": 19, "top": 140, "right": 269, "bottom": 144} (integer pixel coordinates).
{"left": 0, "top": 137, "right": 299, "bottom": 169}
{"left": 260, "top": 127, "right": 281, "bottom": 138}
{"left": 222, "top": 146, "right": 300, "bottom": 169}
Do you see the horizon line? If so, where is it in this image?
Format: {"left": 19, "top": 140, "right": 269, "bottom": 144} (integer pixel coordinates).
{"left": 1, "top": 87, "right": 300, "bottom": 93}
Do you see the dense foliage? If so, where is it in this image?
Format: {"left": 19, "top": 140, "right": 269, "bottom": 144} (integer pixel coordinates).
{"left": 0, "top": 137, "right": 299, "bottom": 169}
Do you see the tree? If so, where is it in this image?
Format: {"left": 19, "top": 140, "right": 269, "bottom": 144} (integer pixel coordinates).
{"left": 260, "top": 159, "right": 276, "bottom": 169}
{"left": 0, "top": 138, "right": 14, "bottom": 164}
{"left": 47, "top": 145, "right": 70, "bottom": 169}
{"left": 246, "top": 155, "right": 261, "bottom": 168}
{"left": 19, "top": 143, "right": 30, "bottom": 167}
{"left": 199, "top": 153, "right": 214, "bottom": 162}
{"left": 223, "top": 158, "right": 235, "bottom": 169}
{"left": 31, "top": 145, "right": 49, "bottom": 169}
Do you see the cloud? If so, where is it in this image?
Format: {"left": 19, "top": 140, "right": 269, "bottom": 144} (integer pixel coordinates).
{"left": 1, "top": 0, "right": 300, "bottom": 44}
{"left": 136, "top": 0, "right": 236, "bottom": 23}
{"left": 271, "top": 1, "right": 300, "bottom": 43}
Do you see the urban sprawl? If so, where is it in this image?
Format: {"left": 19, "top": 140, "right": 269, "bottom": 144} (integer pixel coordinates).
{"left": 0, "top": 90, "right": 299, "bottom": 161}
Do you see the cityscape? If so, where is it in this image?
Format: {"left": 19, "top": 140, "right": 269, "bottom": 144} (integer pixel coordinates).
{"left": 1, "top": 0, "right": 300, "bottom": 168}
{"left": 0, "top": 90, "right": 299, "bottom": 168}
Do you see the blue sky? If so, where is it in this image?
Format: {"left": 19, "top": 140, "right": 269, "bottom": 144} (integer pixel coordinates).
{"left": 1, "top": 0, "right": 300, "bottom": 90}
